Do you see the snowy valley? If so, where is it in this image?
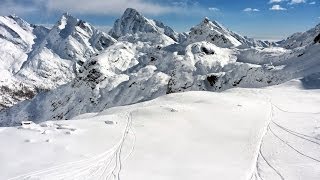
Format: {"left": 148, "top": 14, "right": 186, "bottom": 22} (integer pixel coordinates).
{"left": 0, "top": 7, "right": 320, "bottom": 180}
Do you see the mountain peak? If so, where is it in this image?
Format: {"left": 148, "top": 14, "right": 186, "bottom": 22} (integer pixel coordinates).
{"left": 203, "top": 17, "right": 210, "bottom": 24}
{"left": 186, "top": 17, "right": 244, "bottom": 47}
{"left": 59, "top": 12, "right": 78, "bottom": 24}
{"left": 123, "top": 8, "right": 141, "bottom": 17}
{"left": 109, "top": 8, "right": 150, "bottom": 38}
{"left": 62, "top": 12, "right": 71, "bottom": 17}
{"left": 51, "top": 13, "right": 80, "bottom": 39}
{"left": 0, "top": 14, "right": 35, "bottom": 49}
{"left": 198, "top": 17, "right": 223, "bottom": 30}
{"left": 2, "top": 15, "right": 31, "bottom": 30}
{"left": 193, "top": 18, "right": 270, "bottom": 48}
{"left": 59, "top": 12, "right": 80, "bottom": 24}
{"left": 109, "top": 8, "right": 179, "bottom": 42}
{"left": 7, "top": 14, "right": 19, "bottom": 20}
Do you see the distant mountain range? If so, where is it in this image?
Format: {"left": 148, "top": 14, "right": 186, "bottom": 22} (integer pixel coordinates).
{"left": 0, "top": 8, "right": 319, "bottom": 126}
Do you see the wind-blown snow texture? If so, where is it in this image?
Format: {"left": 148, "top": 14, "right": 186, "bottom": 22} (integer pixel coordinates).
{"left": 0, "top": 8, "right": 319, "bottom": 127}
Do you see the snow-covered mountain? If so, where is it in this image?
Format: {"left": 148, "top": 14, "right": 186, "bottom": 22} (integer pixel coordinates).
{"left": 0, "top": 15, "right": 49, "bottom": 109}
{"left": 0, "top": 9, "right": 278, "bottom": 110}
{"left": 184, "top": 17, "right": 274, "bottom": 48}
{"left": 0, "top": 14, "right": 116, "bottom": 109}
{"left": 109, "top": 8, "right": 182, "bottom": 42}
{"left": 0, "top": 8, "right": 319, "bottom": 126}
{"left": 0, "top": 15, "right": 37, "bottom": 78}
{"left": 16, "top": 13, "right": 117, "bottom": 89}
{"left": 279, "top": 23, "right": 320, "bottom": 49}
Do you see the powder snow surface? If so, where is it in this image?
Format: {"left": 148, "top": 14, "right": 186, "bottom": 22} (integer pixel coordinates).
{"left": 0, "top": 79, "right": 319, "bottom": 180}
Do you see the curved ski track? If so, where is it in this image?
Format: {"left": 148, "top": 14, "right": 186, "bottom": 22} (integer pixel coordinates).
{"left": 251, "top": 98, "right": 320, "bottom": 180}
{"left": 8, "top": 113, "right": 135, "bottom": 180}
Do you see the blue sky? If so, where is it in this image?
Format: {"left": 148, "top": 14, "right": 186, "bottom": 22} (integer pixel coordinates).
{"left": 0, "top": 0, "right": 319, "bottom": 40}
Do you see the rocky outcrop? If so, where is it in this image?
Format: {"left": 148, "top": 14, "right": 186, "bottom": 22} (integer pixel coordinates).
{"left": 314, "top": 33, "right": 320, "bottom": 43}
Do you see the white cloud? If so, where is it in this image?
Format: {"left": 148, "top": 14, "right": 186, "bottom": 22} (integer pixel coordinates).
{"left": 95, "top": 25, "right": 112, "bottom": 33}
{"left": 208, "top": 7, "right": 220, "bottom": 11}
{"left": 309, "top": 1, "right": 316, "bottom": 4}
{"left": 269, "top": 0, "right": 285, "bottom": 3}
{"left": 0, "top": 0, "right": 38, "bottom": 16}
{"left": 37, "top": 24, "right": 54, "bottom": 29}
{"left": 46, "top": 0, "right": 178, "bottom": 15}
{"left": 0, "top": 0, "right": 207, "bottom": 17}
{"left": 289, "top": 0, "right": 306, "bottom": 4}
{"left": 270, "top": 4, "right": 287, "bottom": 10}
{"left": 243, "top": 8, "right": 260, "bottom": 12}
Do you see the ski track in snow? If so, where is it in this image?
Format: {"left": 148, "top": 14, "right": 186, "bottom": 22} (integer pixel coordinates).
{"left": 7, "top": 94, "right": 320, "bottom": 180}
{"left": 268, "top": 125, "right": 320, "bottom": 163}
{"left": 249, "top": 97, "right": 275, "bottom": 180}
{"left": 251, "top": 97, "right": 320, "bottom": 180}
{"left": 8, "top": 113, "right": 135, "bottom": 180}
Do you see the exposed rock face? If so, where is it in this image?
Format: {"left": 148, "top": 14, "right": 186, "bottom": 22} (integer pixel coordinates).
{"left": 314, "top": 33, "right": 320, "bottom": 43}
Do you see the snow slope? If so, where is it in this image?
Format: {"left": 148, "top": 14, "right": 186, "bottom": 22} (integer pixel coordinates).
{"left": 279, "top": 23, "right": 320, "bottom": 49}
{"left": 0, "top": 86, "right": 270, "bottom": 180}
{"left": 253, "top": 79, "right": 320, "bottom": 180}
{"left": 0, "top": 15, "right": 36, "bottom": 81}
{"left": 0, "top": 79, "right": 319, "bottom": 180}
{"left": 0, "top": 15, "right": 48, "bottom": 109}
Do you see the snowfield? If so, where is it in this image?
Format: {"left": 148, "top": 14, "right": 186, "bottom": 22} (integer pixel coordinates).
{"left": 1, "top": 79, "right": 319, "bottom": 180}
